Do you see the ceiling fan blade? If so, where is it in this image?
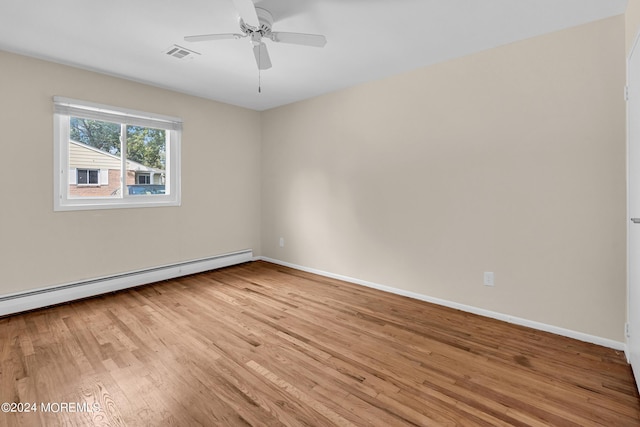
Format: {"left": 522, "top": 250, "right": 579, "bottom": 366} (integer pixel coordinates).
{"left": 184, "top": 33, "right": 243, "bottom": 42}
{"left": 253, "top": 42, "right": 272, "bottom": 70}
{"left": 270, "top": 32, "right": 327, "bottom": 48}
{"left": 232, "top": 0, "right": 259, "bottom": 28}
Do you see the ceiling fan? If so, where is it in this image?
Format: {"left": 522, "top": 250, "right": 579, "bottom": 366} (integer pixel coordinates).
{"left": 184, "top": 0, "right": 327, "bottom": 71}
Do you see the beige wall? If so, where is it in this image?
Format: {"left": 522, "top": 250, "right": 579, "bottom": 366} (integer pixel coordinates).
{"left": 261, "top": 17, "right": 627, "bottom": 341}
{"left": 0, "top": 50, "right": 262, "bottom": 294}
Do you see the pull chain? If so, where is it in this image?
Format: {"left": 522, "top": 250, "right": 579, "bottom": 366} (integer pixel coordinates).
{"left": 258, "top": 45, "right": 262, "bottom": 93}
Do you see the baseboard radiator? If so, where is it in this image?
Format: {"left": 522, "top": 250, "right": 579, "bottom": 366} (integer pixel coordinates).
{"left": 0, "top": 249, "right": 253, "bottom": 317}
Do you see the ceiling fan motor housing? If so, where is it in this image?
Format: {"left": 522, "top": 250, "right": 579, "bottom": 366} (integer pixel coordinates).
{"left": 239, "top": 7, "right": 273, "bottom": 36}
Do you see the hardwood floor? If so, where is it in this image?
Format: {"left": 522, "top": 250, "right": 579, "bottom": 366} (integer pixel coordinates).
{"left": 1, "top": 260, "right": 639, "bottom": 426}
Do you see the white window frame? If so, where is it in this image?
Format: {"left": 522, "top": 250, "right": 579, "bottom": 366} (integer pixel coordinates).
{"left": 53, "top": 97, "right": 182, "bottom": 211}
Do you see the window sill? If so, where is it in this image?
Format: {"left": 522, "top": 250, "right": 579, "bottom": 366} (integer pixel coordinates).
{"left": 55, "top": 197, "right": 181, "bottom": 212}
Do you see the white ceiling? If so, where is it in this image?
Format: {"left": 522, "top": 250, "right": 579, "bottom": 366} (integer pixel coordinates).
{"left": 0, "top": 0, "right": 628, "bottom": 111}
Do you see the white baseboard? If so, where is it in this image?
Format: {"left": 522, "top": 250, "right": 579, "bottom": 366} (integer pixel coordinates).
{"left": 0, "top": 249, "right": 253, "bottom": 317}
{"left": 258, "top": 256, "right": 626, "bottom": 352}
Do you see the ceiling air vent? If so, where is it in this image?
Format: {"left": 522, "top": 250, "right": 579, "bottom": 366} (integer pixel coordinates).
{"left": 164, "top": 45, "right": 200, "bottom": 60}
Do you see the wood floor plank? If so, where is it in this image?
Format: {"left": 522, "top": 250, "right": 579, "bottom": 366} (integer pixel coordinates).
{"left": 1, "top": 260, "right": 639, "bottom": 426}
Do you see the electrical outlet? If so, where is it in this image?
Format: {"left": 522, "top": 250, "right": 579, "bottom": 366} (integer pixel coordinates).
{"left": 626, "top": 323, "right": 631, "bottom": 338}
{"left": 279, "top": 237, "right": 284, "bottom": 247}
{"left": 483, "top": 272, "right": 494, "bottom": 286}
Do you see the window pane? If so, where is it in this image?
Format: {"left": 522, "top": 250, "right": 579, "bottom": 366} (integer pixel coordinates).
{"left": 68, "top": 117, "right": 122, "bottom": 198}
{"left": 126, "top": 125, "right": 167, "bottom": 196}
{"left": 77, "top": 169, "right": 88, "bottom": 185}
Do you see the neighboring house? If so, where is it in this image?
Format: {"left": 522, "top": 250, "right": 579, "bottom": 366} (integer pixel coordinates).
{"left": 68, "top": 140, "right": 164, "bottom": 197}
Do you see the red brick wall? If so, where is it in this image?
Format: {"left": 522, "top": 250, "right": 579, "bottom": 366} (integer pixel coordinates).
{"left": 68, "top": 169, "right": 134, "bottom": 197}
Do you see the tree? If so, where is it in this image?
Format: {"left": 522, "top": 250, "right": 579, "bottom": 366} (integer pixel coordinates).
{"left": 126, "top": 126, "right": 166, "bottom": 170}
{"left": 70, "top": 117, "right": 121, "bottom": 155}
{"left": 70, "top": 118, "right": 166, "bottom": 170}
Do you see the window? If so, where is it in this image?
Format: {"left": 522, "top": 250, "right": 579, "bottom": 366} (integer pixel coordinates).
{"left": 136, "top": 173, "right": 151, "bottom": 185}
{"left": 54, "top": 97, "right": 181, "bottom": 211}
{"left": 77, "top": 169, "right": 100, "bottom": 185}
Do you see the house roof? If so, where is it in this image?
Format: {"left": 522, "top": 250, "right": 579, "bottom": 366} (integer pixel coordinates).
{"left": 69, "top": 140, "right": 164, "bottom": 173}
